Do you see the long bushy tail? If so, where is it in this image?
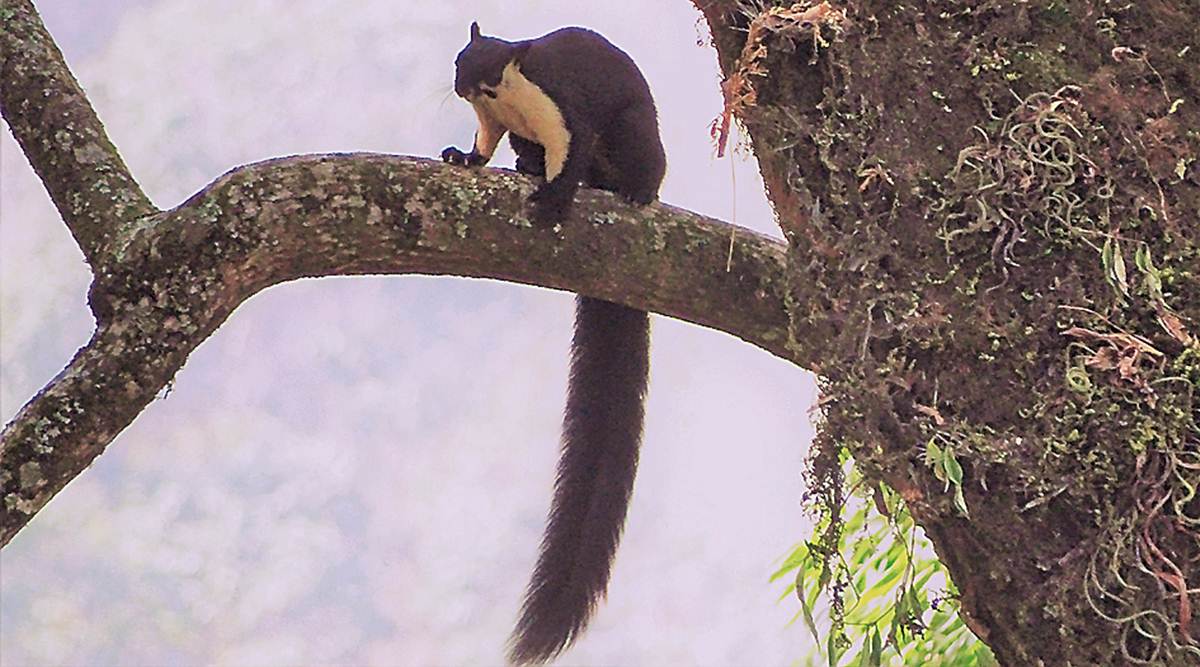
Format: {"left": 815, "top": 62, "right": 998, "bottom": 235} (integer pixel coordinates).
{"left": 508, "top": 296, "right": 650, "bottom": 665}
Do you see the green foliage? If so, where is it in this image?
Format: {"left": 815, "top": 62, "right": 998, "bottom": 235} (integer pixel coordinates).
{"left": 773, "top": 470, "right": 995, "bottom": 667}
{"left": 925, "top": 438, "right": 970, "bottom": 519}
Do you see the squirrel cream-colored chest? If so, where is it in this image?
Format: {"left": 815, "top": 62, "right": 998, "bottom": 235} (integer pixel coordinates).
{"left": 471, "top": 62, "right": 570, "bottom": 179}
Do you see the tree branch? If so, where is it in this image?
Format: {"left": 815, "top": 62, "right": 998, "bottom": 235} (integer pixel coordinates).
{"left": 0, "top": 0, "right": 158, "bottom": 264}
{"left": 2, "top": 153, "right": 817, "bottom": 546}
{"left": 0, "top": 0, "right": 820, "bottom": 559}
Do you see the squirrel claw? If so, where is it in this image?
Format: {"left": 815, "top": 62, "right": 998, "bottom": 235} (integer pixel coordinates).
{"left": 441, "top": 146, "right": 470, "bottom": 165}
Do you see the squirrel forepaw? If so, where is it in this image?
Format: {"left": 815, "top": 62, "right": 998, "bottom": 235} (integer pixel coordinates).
{"left": 441, "top": 147, "right": 486, "bottom": 167}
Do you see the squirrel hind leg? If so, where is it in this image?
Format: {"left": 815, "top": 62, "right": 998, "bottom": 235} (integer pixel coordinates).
{"left": 595, "top": 103, "right": 666, "bottom": 205}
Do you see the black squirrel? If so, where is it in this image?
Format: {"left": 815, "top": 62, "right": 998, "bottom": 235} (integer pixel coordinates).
{"left": 441, "top": 22, "right": 666, "bottom": 664}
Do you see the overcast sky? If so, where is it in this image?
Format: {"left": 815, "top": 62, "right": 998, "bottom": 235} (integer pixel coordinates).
{"left": 1, "top": 1, "right": 820, "bottom": 665}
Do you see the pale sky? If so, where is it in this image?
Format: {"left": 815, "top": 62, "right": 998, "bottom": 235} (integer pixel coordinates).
{"left": 1, "top": 1, "right": 820, "bottom": 664}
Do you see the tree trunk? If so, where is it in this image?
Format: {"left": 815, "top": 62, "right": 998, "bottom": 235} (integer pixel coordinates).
{"left": 695, "top": 1, "right": 1198, "bottom": 664}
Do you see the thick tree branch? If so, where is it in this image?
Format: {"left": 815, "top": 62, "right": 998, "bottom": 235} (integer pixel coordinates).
{"left": 0, "top": 0, "right": 157, "bottom": 263}
{"left": 0, "top": 0, "right": 818, "bottom": 564}
{"left": 2, "top": 153, "right": 814, "bottom": 546}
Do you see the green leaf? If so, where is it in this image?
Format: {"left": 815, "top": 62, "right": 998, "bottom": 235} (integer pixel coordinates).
{"left": 1146, "top": 272, "right": 1164, "bottom": 301}
{"left": 954, "top": 483, "right": 971, "bottom": 518}
{"left": 801, "top": 599, "right": 820, "bottom": 646}
{"left": 817, "top": 562, "right": 832, "bottom": 594}
{"left": 1134, "top": 244, "right": 1151, "bottom": 273}
{"left": 853, "top": 564, "right": 905, "bottom": 609}
{"left": 828, "top": 633, "right": 845, "bottom": 667}
{"left": 1102, "top": 237, "right": 1130, "bottom": 300}
{"left": 942, "top": 447, "right": 964, "bottom": 487}
{"left": 1112, "top": 238, "right": 1128, "bottom": 296}
{"left": 1136, "top": 246, "right": 1164, "bottom": 302}
{"left": 780, "top": 464, "right": 995, "bottom": 667}
{"left": 906, "top": 586, "right": 922, "bottom": 615}
{"left": 894, "top": 585, "right": 910, "bottom": 620}
{"left": 795, "top": 566, "right": 821, "bottom": 644}
{"left": 912, "top": 564, "right": 940, "bottom": 590}
{"left": 771, "top": 543, "right": 809, "bottom": 582}
{"left": 776, "top": 582, "right": 797, "bottom": 602}
{"left": 891, "top": 592, "right": 908, "bottom": 643}
{"left": 926, "top": 439, "right": 945, "bottom": 482}
{"left": 858, "top": 640, "right": 873, "bottom": 667}
{"left": 924, "top": 438, "right": 941, "bottom": 465}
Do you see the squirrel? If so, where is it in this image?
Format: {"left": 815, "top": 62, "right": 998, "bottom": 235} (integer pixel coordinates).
{"left": 441, "top": 22, "right": 666, "bottom": 664}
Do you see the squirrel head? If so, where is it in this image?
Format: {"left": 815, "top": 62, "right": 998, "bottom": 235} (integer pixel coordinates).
{"left": 453, "top": 22, "right": 530, "bottom": 99}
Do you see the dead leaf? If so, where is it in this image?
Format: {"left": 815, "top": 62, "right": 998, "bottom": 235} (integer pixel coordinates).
{"left": 1157, "top": 309, "right": 1194, "bottom": 346}
{"left": 913, "top": 402, "right": 946, "bottom": 426}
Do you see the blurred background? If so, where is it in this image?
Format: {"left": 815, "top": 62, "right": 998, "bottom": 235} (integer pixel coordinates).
{"left": 0, "top": 1, "right": 819, "bottom": 664}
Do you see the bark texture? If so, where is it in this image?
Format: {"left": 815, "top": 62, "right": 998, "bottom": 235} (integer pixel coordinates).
{"left": 0, "top": 0, "right": 156, "bottom": 262}
{"left": 697, "top": 1, "right": 1198, "bottom": 665}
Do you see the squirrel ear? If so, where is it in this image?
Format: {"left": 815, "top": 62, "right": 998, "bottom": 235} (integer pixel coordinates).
{"left": 470, "top": 22, "right": 481, "bottom": 41}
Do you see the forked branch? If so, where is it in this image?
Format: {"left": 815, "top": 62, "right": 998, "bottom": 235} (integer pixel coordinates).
{"left": 0, "top": 0, "right": 821, "bottom": 549}
{"left": 0, "top": 0, "right": 158, "bottom": 263}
